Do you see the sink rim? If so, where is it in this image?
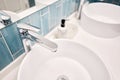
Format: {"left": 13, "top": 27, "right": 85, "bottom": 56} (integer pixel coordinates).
{"left": 82, "top": 2, "right": 120, "bottom": 24}
{"left": 81, "top": 2, "right": 120, "bottom": 38}
{"left": 17, "top": 39, "right": 111, "bottom": 80}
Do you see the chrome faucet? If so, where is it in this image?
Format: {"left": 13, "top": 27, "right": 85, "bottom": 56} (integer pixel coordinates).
{"left": 0, "top": 10, "right": 12, "bottom": 25}
{"left": 17, "top": 23, "right": 58, "bottom": 52}
{"left": 77, "top": 0, "right": 89, "bottom": 19}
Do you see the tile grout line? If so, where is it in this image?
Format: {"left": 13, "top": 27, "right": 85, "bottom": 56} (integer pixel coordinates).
{"left": 13, "top": 48, "right": 24, "bottom": 56}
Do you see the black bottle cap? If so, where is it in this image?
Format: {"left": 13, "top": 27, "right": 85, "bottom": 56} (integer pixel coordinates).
{"left": 61, "top": 19, "right": 66, "bottom": 27}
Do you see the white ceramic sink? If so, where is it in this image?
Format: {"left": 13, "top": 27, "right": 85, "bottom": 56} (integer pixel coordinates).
{"left": 80, "top": 2, "right": 120, "bottom": 38}
{"left": 46, "top": 22, "right": 78, "bottom": 39}
{"left": 18, "top": 40, "right": 111, "bottom": 80}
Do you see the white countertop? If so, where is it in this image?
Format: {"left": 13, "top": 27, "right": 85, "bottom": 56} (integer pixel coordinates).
{"left": 1, "top": 11, "right": 120, "bottom": 80}
{"left": 46, "top": 13, "right": 120, "bottom": 80}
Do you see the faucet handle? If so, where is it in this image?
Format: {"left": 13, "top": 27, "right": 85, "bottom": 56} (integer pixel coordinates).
{"left": 17, "top": 23, "right": 57, "bottom": 52}
{"left": 1, "top": 15, "right": 12, "bottom": 25}
{"left": 29, "top": 31, "right": 58, "bottom": 52}
{"left": 0, "top": 10, "right": 12, "bottom": 25}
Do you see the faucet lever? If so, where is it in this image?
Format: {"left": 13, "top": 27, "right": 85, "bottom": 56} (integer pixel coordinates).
{"left": 18, "top": 23, "right": 58, "bottom": 52}
{"left": 0, "top": 10, "right": 12, "bottom": 25}
{"left": 29, "top": 31, "right": 58, "bottom": 52}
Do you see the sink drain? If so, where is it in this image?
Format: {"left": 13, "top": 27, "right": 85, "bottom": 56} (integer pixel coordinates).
{"left": 57, "top": 75, "right": 69, "bottom": 80}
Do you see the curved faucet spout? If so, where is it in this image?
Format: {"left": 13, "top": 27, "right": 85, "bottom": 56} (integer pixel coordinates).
{"left": 77, "top": 0, "right": 89, "bottom": 19}
{"left": 18, "top": 23, "right": 58, "bottom": 52}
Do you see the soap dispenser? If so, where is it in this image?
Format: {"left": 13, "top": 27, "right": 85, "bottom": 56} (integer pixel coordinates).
{"left": 57, "top": 19, "right": 67, "bottom": 38}
{"left": 58, "top": 19, "right": 67, "bottom": 32}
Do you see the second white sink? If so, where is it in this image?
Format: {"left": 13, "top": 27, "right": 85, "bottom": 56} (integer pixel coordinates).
{"left": 80, "top": 2, "right": 120, "bottom": 38}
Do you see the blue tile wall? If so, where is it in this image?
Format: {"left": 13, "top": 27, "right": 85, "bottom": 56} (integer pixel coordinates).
{"left": 49, "top": 0, "right": 63, "bottom": 30}
{"left": 70, "top": 0, "right": 75, "bottom": 13}
{"left": 0, "top": 0, "right": 80, "bottom": 70}
{"left": 0, "top": 23, "right": 25, "bottom": 70}
{"left": 19, "top": 17, "right": 30, "bottom": 24}
{"left": 49, "top": 2, "right": 58, "bottom": 29}
{"left": 62, "top": 0, "right": 67, "bottom": 18}
{"left": 76, "top": 0, "right": 80, "bottom": 10}
{"left": 29, "top": 11, "right": 41, "bottom": 34}
{"left": 1, "top": 23, "right": 25, "bottom": 59}
{"left": 29, "top": 12, "right": 41, "bottom": 29}
{"left": 0, "top": 32, "right": 13, "bottom": 70}
{"left": 64, "top": 0, "right": 71, "bottom": 17}
{"left": 40, "top": 7, "right": 50, "bottom": 35}
{"left": 55, "top": 1, "right": 62, "bottom": 24}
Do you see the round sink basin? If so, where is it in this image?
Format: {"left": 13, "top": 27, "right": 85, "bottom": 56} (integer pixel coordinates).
{"left": 18, "top": 40, "right": 111, "bottom": 80}
{"left": 80, "top": 2, "right": 120, "bottom": 38}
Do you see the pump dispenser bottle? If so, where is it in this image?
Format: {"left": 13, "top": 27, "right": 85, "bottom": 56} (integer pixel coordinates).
{"left": 57, "top": 19, "right": 67, "bottom": 38}
{"left": 58, "top": 19, "right": 67, "bottom": 33}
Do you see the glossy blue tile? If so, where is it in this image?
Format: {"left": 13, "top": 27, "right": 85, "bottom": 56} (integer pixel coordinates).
{"left": 0, "top": 32, "right": 13, "bottom": 70}
{"left": 76, "top": 0, "right": 80, "bottom": 10}
{"left": 56, "top": 1, "right": 62, "bottom": 24}
{"left": 1, "top": 23, "right": 24, "bottom": 59}
{"left": 41, "top": 7, "right": 49, "bottom": 15}
{"left": 18, "top": 17, "right": 30, "bottom": 24}
{"left": 29, "top": 11, "right": 41, "bottom": 34}
{"left": 62, "top": 0, "right": 71, "bottom": 17}
{"left": 29, "top": 11, "right": 41, "bottom": 29}
{"left": 13, "top": 48, "right": 25, "bottom": 59}
{"left": 49, "top": 0, "right": 63, "bottom": 30}
{"left": 62, "top": 0, "right": 67, "bottom": 18}
{"left": 71, "top": 0, "right": 76, "bottom": 13}
{"left": 40, "top": 7, "right": 49, "bottom": 35}
{"left": 49, "top": 2, "right": 57, "bottom": 29}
